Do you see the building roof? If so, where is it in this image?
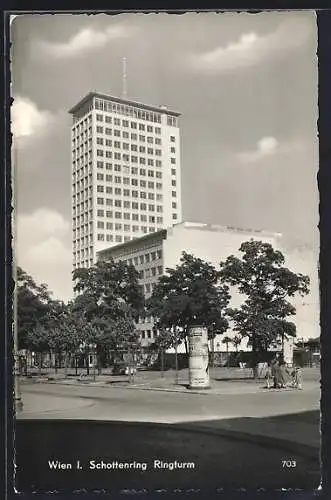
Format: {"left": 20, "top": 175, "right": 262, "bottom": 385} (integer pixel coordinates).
{"left": 68, "top": 91, "right": 181, "bottom": 117}
{"left": 97, "top": 221, "right": 282, "bottom": 260}
{"left": 98, "top": 229, "right": 167, "bottom": 259}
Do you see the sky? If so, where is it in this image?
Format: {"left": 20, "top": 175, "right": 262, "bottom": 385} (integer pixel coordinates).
{"left": 11, "top": 11, "right": 319, "bottom": 303}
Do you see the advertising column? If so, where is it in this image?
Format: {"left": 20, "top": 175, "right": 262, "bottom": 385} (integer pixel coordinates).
{"left": 188, "top": 326, "right": 210, "bottom": 389}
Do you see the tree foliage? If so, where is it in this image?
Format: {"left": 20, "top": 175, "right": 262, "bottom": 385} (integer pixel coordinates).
{"left": 147, "top": 252, "right": 230, "bottom": 349}
{"left": 72, "top": 259, "right": 144, "bottom": 352}
{"left": 219, "top": 240, "right": 310, "bottom": 372}
{"left": 16, "top": 267, "right": 53, "bottom": 349}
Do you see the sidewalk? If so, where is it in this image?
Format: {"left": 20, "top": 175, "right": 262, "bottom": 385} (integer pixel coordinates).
{"left": 22, "top": 374, "right": 318, "bottom": 396}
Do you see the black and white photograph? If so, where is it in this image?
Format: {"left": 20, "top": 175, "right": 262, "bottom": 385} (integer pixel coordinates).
{"left": 11, "top": 11, "right": 320, "bottom": 493}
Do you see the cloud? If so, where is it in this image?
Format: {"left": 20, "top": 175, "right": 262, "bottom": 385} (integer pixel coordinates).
{"left": 34, "top": 24, "right": 135, "bottom": 60}
{"left": 15, "top": 209, "right": 73, "bottom": 301}
{"left": 11, "top": 96, "right": 57, "bottom": 141}
{"left": 187, "top": 17, "right": 313, "bottom": 73}
{"left": 237, "top": 136, "right": 279, "bottom": 164}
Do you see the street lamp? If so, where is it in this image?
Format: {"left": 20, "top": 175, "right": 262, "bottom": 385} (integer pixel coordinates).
{"left": 12, "top": 137, "right": 23, "bottom": 412}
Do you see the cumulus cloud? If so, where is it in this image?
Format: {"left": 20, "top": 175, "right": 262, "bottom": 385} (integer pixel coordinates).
{"left": 34, "top": 24, "right": 135, "bottom": 60}
{"left": 187, "top": 17, "right": 313, "bottom": 73}
{"left": 15, "top": 209, "right": 73, "bottom": 301}
{"left": 237, "top": 136, "right": 279, "bottom": 164}
{"left": 11, "top": 96, "right": 57, "bottom": 141}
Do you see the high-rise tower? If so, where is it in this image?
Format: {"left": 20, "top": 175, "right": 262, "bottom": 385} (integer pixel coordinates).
{"left": 69, "top": 92, "right": 182, "bottom": 270}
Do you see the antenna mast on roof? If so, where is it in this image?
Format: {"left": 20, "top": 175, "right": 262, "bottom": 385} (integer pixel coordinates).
{"left": 122, "top": 57, "right": 127, "bottom": 99}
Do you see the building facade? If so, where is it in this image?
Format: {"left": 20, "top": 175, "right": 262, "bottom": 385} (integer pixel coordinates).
{"left": 97, "top": 221, "right": 319, "bottom": 354}
{"left": 69, "top": 92, "right": 182, "bottom": 270}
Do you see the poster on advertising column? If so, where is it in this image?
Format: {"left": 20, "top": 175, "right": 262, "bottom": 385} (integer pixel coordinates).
{"left": 188, "top": 326, "right": 210, "bottom": 389}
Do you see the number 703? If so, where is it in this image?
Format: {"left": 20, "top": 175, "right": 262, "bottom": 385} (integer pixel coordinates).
{"left": 282, "top": 460, "right": 297, "bottom": 468}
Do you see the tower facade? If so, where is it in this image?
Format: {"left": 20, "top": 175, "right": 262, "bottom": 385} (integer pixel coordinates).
{"left": 69, "top": 92, "right": 182, "bottom": 270}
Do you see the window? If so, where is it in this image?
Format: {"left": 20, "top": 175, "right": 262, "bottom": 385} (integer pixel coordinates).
{"left": 140, "top": 214, "right": 147, "bottom": 221}
{"left": 171, "top": 158, "right": 176, "bottom": 164}
{"left": 172, "top": 191, "right": 177, "bottom": 197}
{"left": 115, "top": 235, "right": 122, "bottom": 243}
{"left": 105, "top": 139, "right": 112, "bottom": 147}
{"left": 156, "top": 172, "right": 162, "bottom": 179}
{"left": 171, "top": 168, "right": 176, "bottom": 176}
{"left": 139, "top": 135, "right": 145, "bottom": 142}
{"left": 149, "top": 216, "right": 155, "bottom": 223}
{"left": 148, "top": 204, "right": 155, "bottom": 211}
{"left": 155, "top": 127, "right": 161, "bottom": 134}
{"left": 173, "top": 213, "right": 178, "bottom": 220}
{"left": 115, "top": 223, "right": 122, "bottom": 230}
{"left": 140, "top": 203, "right": 147, "bottom": 210}
{"left": 106, "top": 212, "right": 113, "bottom": 219}
{"left": 148, "top": 170, "right": 154, "bottom": 178}
{"left": 172, "top": 202, "right": 177, "bottom": 209}
{"left": 114, "top": 118, "right": 121, "bottom": 126}
{"left": 147, "top": 148, "right": 153, "bottom": 155}
{"left": 122, "top": 120, "right": 129, "bottom": 127}
{"left": 131, "top": 122, "right": 137, "bottom": 129}
{"left": 97, "top": 185, "right": 104, "bottom": 193}
{"left": 139, "top": 123, "right": 145, "bottom": 131}
{"left": 97, "top": 137, "right": 104, "bottom": 145}
{"left": 131, "top": 156, "right": 138, "bottom": 163}
{"left": 106, "top": 234, "right": 113, "bottom": 242}
{"left": 106, "top": 151, "right": 112, "bottom": 158}
{"left": 123, "top": 154, "right": 130, "bottom": 162}
{"left": 97, "top": 149, "right": 104, "bottom": 157}
{"left": 124, "top": 189, "right": 130, "bottom": 197}
{"left": 106, "top": 163, "right": 112, "bottom": 170}
{"left": 114, "top": 152, "right": 121, "bottom": 160}
{"left": 114, "top": 200, "right": 122, "bottom": 207}
{"left": 140, "top": 180, "right": 146, "bottom": 188}
{"left": 96, "top": 126, "right": 103, "bottom": 133}
{"left": 132, "top": 190, "right": 138, "bottom": 198}
{"left": 114, "top": 141, "right": 121, "bottom": 148}
{"left": 145, "top": 254, "right": 150, "bottom": 263}
{"left": 105, "top": 116, "right": 112, "bottom": 123}
{"left": 106, "top": 222, "right": 113, "bottom": 229}
{"left": 131, "top": 167, "right": 138, "bottom": 175}
{"left": 123, "top": 142, "right": 129, "bottom": 150}
{"left": 97, "top": 173, "right": 104, "bottom": 180}
{"left": 157, "top": 216, "right": 163, "bottom": 224}
{"left": 97, "top": 233, "right": 105, "bottom": 241}
{"left": 147, "top": 125, "right": 153, "bottom": 133}
{"left": 106, "top": 176, "right": 112, "bottom": 184}
{"left": 105, "top": 128, "right": 112, "bottom": 135}
{"left": 155, "top": 149, "right": 161, "bottom": 156}
{"left": 139, "top": 146, "right": 146, "bottom": 153}
{"left": 97, "top": 209, "right": 104, "bottom": 216}
{"left": 123, "top": 131, "right": 129, "bottom": 139}
{"left": 145, "top": 284, "right": 151, "bottom": 294}
{"left": 124, "top": 224, "right": 130, "bottom": 232}
{"left": 115, "top": 176, "right": 121, "bottom": 183}
{"left": 170, "top": 136, "right": 175, "bottom": 142}
{"left": 172, "top": 180, "right": 177, "bottom": 187}
{"left": 140, "top": 191, "right": 147, "bottom": 199}
{"left": 157, "top": 205, "right": 163, "bottom": 213}
{"left": 114, "top": 164, "right": 121, "bottom": 172}
{"left": 97, "top": 197, "right": 104, "bottom": 205}
{"left": 131, "top": 179, "right": 138, "bottom": 186}
{"left": 132, "top": 202, "right": 139, "bottom": 209}
{"left": 140, "top": 168, "right": 146, "bottom": 176}
{"left": 132, "top": 213, "right": 139, "bottom": 221}
{"left": 115, "top": 212, "right": 122, "bottom": 220}
{"left": 156, "top": 183, "right": 162, "bottom": 190}
{"left": 131, "top": 144, "right": 138, "bottom": 152}
{"left": 170, "top": 147, "right": 176, "bottom": 153}
{"left": 155, "top": 138, "right": 161, "bottom": 145}
{"left": 96, "top": 114, "right": 103, "bottom": 122}
{"left": 139, "top": 157, "right": 146, "bottom": 165}
{"left": 131, "top": 133, "right": 137, "bottom": 140}
{"left": 147, "top": 137, "right": 153, "bottom": 144}
{"left": 97, "top": 221, "right": 104, "bottom": 229}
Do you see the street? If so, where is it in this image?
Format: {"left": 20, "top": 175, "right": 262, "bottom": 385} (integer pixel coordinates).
{"left": 15, "top": 382, "right": 321, "bottom": 492}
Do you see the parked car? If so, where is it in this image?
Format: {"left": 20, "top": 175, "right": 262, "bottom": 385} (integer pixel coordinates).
{"left": 112, "top": 361, "right": 127, "bottom": 375}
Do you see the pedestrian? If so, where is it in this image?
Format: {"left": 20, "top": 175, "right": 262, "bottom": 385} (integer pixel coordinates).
{"left": 293, "top": 365, "right": 303, "bottom": 390}
{"left": 265, "top": 363, "right": 272, "bottom": 389}
{"left": 279, "top": 360, "right": 288, "bottom": 388}
{"left": 271, "top": 359, "right": 281, "bottom": 389}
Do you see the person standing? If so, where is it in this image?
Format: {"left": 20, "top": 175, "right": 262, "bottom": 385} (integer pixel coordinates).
{"left": 293, "top": 365, "right": 303, "bottom": 390}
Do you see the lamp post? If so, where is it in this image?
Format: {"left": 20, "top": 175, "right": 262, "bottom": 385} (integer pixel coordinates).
{"left": 12, "top": 135, "right": 23, "bottom": 412}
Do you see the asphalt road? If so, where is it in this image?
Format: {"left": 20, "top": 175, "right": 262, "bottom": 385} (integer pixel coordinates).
{"left": 18, "top": 382, "right": 320, "bottom": 422}
{"left": 16, "top": 419, "right": 320, "bottom": 492}
{"left": 14, "top": 382, "right": 321, "bottom": 492}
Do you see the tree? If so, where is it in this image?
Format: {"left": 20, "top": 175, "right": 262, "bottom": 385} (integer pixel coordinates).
{"left": 232, "top": 335, "right": 242, "bottom": 352}
{"left": 72, "top": 259, "right": 145, "bottom": 366}
{"left": 147, "top": 252, "right": 230, "bottom": 353}
{"left": 219, "top": 240, "right": 310, "bottom": 377}
{"left": 222, "top": 335, "right": 232, "bottom": 353}
{"left": 16, "top": 267, "right": 53, "bottom": 350}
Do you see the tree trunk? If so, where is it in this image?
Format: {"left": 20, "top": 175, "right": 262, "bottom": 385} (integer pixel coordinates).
{"left": 160, "top": 348, "right": 164, "bottom": 378}
{"left": 39, "top": 353, "right": 42, "bottom": 375}
{"left": 55, "top": 353, "right": 58, "bottom": 374}
{"left": 211, "top": 337, "right": 215, "bottom": 368}
{"left": 175, "top": 343, "right": 179, "bottom": 385}
{"left": 75, "top": 355, "right": 78, "bottom": 376}
{"left": 64, "top": 352, "right": 69, "bottom": 376}
{"left": 86, "top": 353, "right": 90, "bottom": 375}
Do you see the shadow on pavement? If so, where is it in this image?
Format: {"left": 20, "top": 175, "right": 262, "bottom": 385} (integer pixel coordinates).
{"left": 15, "top": 411, "right": 320, "bottom": 493}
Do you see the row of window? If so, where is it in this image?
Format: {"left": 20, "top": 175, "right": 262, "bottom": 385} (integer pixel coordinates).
{"left": 94, "top": 99, "right": 164, "bottom": 124}
{"left": 97, "top": 227, "right": 161, "bottom": 241}
{"left": 95, "top": 127, "right": 163, "bottom": 145}
{"left": 97, "top": 219, "right": 163, "bottom": 230}
{"left": 96, "top": 139, "right": 163, "bottom": 157}
{"left": 95, "top": 212, "right": 164, "bottom": 223}
{"left": 121, "top": 250, "right": 162, "bottom": 266}
{"left": 97, "top": 201, "right": 164, "bottom": 212}
{"left": 96, "top": 191, "right": 177, "bottom": 205}
{"left": 96, "top": 171, "right": 163, "bottom": 183}
{"left": 96, "top": 151, "right": 169, "bottom": 166}
{"left": 96, "top": 114, "right": 162, "bottom": 134}
{"left": 95, "top": 162, "right": 163, "bottom": 171}
{"left": 138, "top": 266, "right": 163, "bottom": 279}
